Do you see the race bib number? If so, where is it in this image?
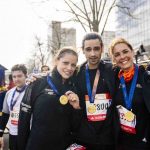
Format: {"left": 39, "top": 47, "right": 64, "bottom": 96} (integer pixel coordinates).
{"left": 85, "top": 93, "right": 112, "bottom": 121}
{"left": 10, "top": 108, "right": 19, "bottom": 125}
{"left": 117, "top": 105, "right": 136, "bottom": 134}
{"left": 66, "top": 143, "right": 86, "bottom": 150}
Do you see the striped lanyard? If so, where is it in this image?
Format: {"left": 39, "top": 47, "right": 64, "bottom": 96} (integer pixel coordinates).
{"left": 85, "top": 64, "right": 100, "bottom": 103}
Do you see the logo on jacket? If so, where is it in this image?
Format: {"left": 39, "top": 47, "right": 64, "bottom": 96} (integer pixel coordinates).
{"left": 44, "top": 88, "right": 55, "bottom": 95}
{"left": 136, "top": 83, "right": 142, "bottom": 88}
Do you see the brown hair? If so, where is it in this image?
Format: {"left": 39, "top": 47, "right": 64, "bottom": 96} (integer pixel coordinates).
{"left": 41, "top": 65, "right": 50, "bottom": 72}
{"left": 52, "top": 47, "right": 78, "bottom": 70}
{"left": 109, "top": 38, "right": 133, "bottom": 56}
{"left": 11, "top": 64, "right": 27, "bottom": 75}
{"left": 55, "top": 47, "right": 78, "bottom": 61}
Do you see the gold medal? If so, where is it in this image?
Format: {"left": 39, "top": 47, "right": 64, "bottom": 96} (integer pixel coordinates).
{"left": 59, "top": 95, "right": 68, "bottom": 105}
{"left": 88, "top": 105, "right": 96, "bottom": 114}
{"left": 124, "top": 111, "right": 135, "bottom": 122}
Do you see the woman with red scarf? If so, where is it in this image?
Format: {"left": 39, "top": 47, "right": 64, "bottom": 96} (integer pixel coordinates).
{"left": 109, "top": 38, "right": 150, "bottom": 150}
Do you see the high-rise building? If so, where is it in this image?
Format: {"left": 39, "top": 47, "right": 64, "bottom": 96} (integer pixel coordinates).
{"left": 102, "top": 31, "right": 116, "bottom": 58}
{"left": 116, "top": 0, "right": 150, "bottom": 51}
{"left": 47, "top": 21, "right": 76, "bottom": 55}
{"left": 61, "top": 28, "right": 76, "bottom": 48}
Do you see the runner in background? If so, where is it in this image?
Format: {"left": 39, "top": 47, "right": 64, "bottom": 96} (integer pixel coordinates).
{"left": 0, "top": 64, "right": 27, "bottom": 150}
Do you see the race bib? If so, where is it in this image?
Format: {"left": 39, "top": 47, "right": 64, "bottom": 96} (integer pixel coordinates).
{"left": 117, "top": 105, "right": 136, "bottom": 134}
{"left": 85, "top": 93, "right": 112, "bottom": 121}
{"left": 10, "top": 108, "right": 19, "bottom": 126}
{"left": 66, "top": 143, "right": 86, "bottom": 150}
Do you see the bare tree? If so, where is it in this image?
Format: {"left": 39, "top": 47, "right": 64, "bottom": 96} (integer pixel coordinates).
{"left": 64, "top": 0, "right": 136, "bottom": 35}
{"left": 29, "top": 0, "right": 117, "bottom": 34}
{"left": 48, "top": 21, "right": 62, "bottom": 56}
{"left": 64, "top": 0, "right": 117, "bottom": 34}
{"left": 48, "top": 21, "right": 76, "bottom": 56}
{"left": 34, "top": 35, "right": 50, "bottom": 66}
{"left": 116, "top": 0, "right": 137, "bottom": 19}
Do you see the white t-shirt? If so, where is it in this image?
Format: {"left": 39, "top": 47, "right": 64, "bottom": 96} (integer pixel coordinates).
{"left": 2, "top": 86, "right": 26, "bottom": 135}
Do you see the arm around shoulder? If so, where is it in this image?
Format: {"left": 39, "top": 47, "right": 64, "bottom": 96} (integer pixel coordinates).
{"left": 18, "top": 84, "right": 33, "bottom": 150}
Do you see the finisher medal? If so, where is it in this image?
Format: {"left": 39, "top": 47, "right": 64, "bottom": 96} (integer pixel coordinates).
{"left": 59, "top": 95, "right": 68, "bottom": 105}
{"left": 88, "top": 105, "right": 96, "bottom": 114}
{"left": 124, "top": 111, "right": 135, "bottom": 122}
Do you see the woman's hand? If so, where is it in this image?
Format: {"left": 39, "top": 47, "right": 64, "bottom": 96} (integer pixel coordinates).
{"left": 65, "top": 91, "right": 81, "bottom": 110}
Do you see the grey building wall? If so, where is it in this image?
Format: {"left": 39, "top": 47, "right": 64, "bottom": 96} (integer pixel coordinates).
{"left": 116, "top": 0, "right": 150, "bottom": 50}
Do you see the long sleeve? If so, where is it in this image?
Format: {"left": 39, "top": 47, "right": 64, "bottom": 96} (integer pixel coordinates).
{"left": 71, "top": 108, "right": 83, "bottom": 132}
{"left": 0, "top": 91, "right": 10, "bottom": 137}
{"left": 2, "top": 91, "right": 10, "bottom": 114}
{"left": 17, "top": 85, "right": 33, "bottom": 150}
{"left": 0, "top": 113, "right": 9, "bottom": 137}
{"left": 67, "top": 80, "right": 83, "bottom": 133}
{"left": 143, "top": 68, "right": 150, "bottom": 113}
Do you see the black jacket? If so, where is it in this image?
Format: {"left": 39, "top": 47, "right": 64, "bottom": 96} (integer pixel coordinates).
{"left": 18, "top": 69, "right": 82, "bottom": 150}
{"left": 113, "top": 65, "right": 150, "bottom": 149}
{"left": 73, "top": 61, "right": 119, "bottom": 148}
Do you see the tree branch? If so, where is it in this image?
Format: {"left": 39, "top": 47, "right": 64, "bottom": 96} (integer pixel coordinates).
{"left": 64, "top": 0, "right": 87, "bottom": 17}
{"left": 98, "top": 0, "right": 107, "bottom": 24}
{"left": 101, "top": 0, "right": 117, "bottom": 35}
{"left": 64, "top": 0, "right": 87, "bottom": 32}
{"left": 97, "top": 0, "right": 102, "bottom": 18}
{"left": 81, "top": 0, "right": 92, "bottom": 31}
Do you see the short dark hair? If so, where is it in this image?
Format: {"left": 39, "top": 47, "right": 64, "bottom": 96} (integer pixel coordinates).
{"left": 82, "top": 32, "right": 103, "bottom": 49}
{"left": 41, "top": 65, "right": 50, "bottom": 72}
{"left": 11, "top": 64, "right": 27, "bottom": 75}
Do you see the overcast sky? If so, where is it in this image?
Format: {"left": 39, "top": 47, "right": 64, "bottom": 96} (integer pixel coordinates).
{"left": 0, "top": 0, "right": 116, "bottom": 70}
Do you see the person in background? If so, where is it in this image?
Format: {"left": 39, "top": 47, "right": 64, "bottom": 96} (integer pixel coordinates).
{"left": 41, "top": 65, "right": 50, "bottom": 73}
{"left": 0, "top": 71, "right": 9, "bottom": 150}
{"left": 0, "top": 64, "right": 27, "bottom": 150}
{"left": 0, "top": 69, "right": 7, "bottom": 116}
{"left": 7, "top": 74, "right": 15, "bottom": 90}
{"left": 109, "top": 38, "right": 150, "bottom": 150}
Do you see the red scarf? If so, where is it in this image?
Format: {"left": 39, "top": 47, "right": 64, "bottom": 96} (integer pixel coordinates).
{"left": 118, "top": 66, "right": 135, "bottom": 82}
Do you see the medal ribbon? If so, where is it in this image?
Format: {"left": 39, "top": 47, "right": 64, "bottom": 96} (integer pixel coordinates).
{"left": 47, "top": 75, "right": 60, "bottom": 96}
{"left": 120, "top": 65, "right": 138, "bottom": 110}
{"left": 85, "top": 64, "right": 100, "bottom": 103}
{"left": 10, "top": 85, "right": 27, "bottom": 111}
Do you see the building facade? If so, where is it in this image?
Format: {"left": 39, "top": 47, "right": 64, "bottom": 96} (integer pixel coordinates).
{"left": 48, "top": 21, "right": 76, "bottom": 55}
{"left": 116, "top": 0, "right": 150, "bottom": 51}
{"left": 102, "top": 31, "right": 116, "bottom": 58}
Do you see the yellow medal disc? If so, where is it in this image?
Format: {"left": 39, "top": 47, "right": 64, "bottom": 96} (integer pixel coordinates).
{"left": 59, "top": 95, "right": 68, "bottom": 105}
{"left": 124, "top": 111, "right": 135, "bottom": 122}
{"left": 88, "top": 105, "right": 96, "bottom": 114}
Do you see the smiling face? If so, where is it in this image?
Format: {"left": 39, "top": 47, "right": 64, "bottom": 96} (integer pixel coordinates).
{"left": 56, "top": 53, "right": 78, "bottom": 81}
{"left": 83, "top": 39, "right": 103, "bottom": 69}
{"left": 112, "top": 43, "right": 134, "bottom": 71}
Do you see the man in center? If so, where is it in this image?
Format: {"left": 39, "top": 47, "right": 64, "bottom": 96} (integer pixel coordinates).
{"left": 74, "top": 32, "right": 116, "bottom": 150}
